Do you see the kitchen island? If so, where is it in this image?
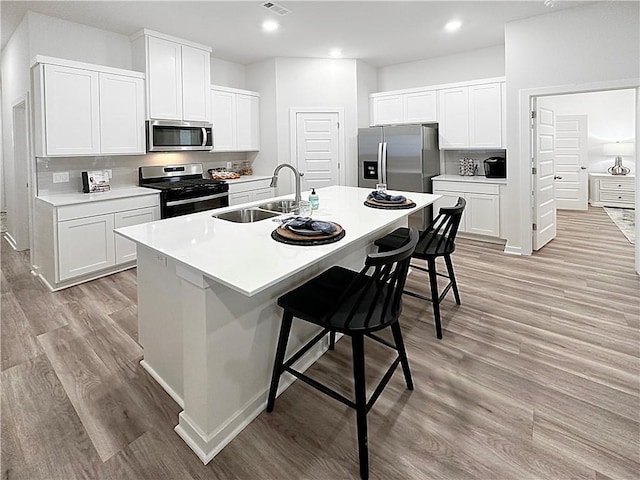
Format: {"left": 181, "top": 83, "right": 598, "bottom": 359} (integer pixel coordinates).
{"left": 115, "top": 185, "right": 438, "bottom": 464}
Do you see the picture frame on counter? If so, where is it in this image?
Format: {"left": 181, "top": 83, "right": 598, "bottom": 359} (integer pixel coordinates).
{"left": 82, "top": 170, "right": 111, "bottom": 193}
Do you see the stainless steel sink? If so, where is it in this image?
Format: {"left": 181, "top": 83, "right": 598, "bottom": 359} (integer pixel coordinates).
{"left": 214, "top": 208, "right": 281, "bottom": 223}
{"left": 257, "top": 200, "right": 299, "bottom": 214}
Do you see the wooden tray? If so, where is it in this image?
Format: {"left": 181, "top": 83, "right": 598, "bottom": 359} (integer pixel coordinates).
{"left": 271, "top": 222, "right": 345, "bottom": 246}
{"left": 364, "top": 198, "right": 416, "bottom": 210}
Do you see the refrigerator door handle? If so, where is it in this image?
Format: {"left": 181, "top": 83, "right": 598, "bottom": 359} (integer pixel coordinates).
{"left": 377, "top": 142, "right": 383, "bottom": 184}
{"left": 381, "top": 142, "right": 388, "bottom": 184}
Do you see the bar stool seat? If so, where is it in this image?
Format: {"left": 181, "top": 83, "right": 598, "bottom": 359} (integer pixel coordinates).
{"left": 266, "top": 228, "right": 419, "bottom": 479}
{"left": 375, "top": 197, "right": 466, "bottom": 339}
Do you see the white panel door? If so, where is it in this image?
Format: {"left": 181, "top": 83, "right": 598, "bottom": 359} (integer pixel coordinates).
{"left": 58, "top": 214, "right": 115, "bottom": 281}
{"left": 44, "top": 64, "right": 100, "bottom": 155}
{"left": 114, "top": 207, "right": 159, "bottom": 264}
{"left": 469, "top": 83, "right": 502, "bottom": 148}
{"left": 181, "top": 45, "right": 210, "bottom": 122}
{"left": 99, "top": 73, "right": 145, "bottom": 154}
{"left": 373, "top": 95, "right": 403, "bottom": 125}
{"left": 236, "top": 94, "right": 260, "bottom": 151}
{"left": 295, "top": 112, "right": 340, "bottom": 191}
{"left": 438, "top": 87, "right": 469, "bottom": 148}
{"left": 555, "top": 115, "right": 588, "bottom": 210}
{"left": 211, "top": 89, "right": 236, "bottom": 151}
{"left": 533, "top": 105, "right": 557, "bottom": 250}
{"left": 405, "top": 91, "right": 437, "bottom": 123}
{"left": 147, "top": 36, "right": 182, "bottom": 120}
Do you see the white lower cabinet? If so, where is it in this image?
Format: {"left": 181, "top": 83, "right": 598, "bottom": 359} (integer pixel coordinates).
{"left": 35, "top": 192, "right": 160, "bottom": 290}
{"left": 432, "top": 179, "right": 501, "bottom": 238}
{"left": 228, "top": 179, "right": 274, "bottom": 206}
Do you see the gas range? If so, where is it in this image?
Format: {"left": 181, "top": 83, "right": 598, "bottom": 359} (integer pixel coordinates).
{"left": 139, "top": 164, "right": 229, "bottom": 218}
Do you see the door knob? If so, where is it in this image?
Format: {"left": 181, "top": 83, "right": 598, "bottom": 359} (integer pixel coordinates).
{"left": 554, "top": 175, "right": 563, "bottom": 180}
{"left": 580, "top": 166, "right": 587, "bottom": 170}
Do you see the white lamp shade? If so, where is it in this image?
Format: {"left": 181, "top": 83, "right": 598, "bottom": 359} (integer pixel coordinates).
{"left": 603, "top": 142, "right": 635, "bottom": 156}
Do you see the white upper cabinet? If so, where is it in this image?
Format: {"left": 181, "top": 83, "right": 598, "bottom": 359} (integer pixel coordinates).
{"left": 32, "top": 57, "right": 145, "bottom": 157}
{"left": 133, "top": 30, "right": 212, "bottom": 122}
{"left": 211, "top": 86, "right": 260, "bottom": 152}
{"left": 41, "top": 64, "right": 101, "bottom": 156}
{"left": 99, "top": 73, "right": 145, "bottom": 154}
{"left": 438, "top": 81, "right": 503, "bottom": 149}
{"left": 370, "top": 89, "right": 436, "bottom": 126}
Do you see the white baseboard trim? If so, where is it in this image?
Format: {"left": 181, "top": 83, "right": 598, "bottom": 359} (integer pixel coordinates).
{"left": 175, "top": 336, "right": 332, "bottom": 465}
{"left": 140, "top": 359, "right": 184, "bottom": 408}
{"left": 503, "top": 244, "right": 522, "bottom": 255}
{"left": 3, "top": 233, "right": 17, "bottom": 250}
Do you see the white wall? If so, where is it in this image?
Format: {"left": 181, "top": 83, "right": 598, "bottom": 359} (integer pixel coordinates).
{"left": 377, "top": 45, "right": 505, "bottom": 91}
{"left": 356, "top": 60, "right": 377, "bottom": 129}
{"left": 504, "top": 1, "right": 640, "bottom": 255}
{"left": 211, "top": 57, "right": 246, "bottom": 89}
{"left": 538, "top": 89, "right": 636, "bottom": 174}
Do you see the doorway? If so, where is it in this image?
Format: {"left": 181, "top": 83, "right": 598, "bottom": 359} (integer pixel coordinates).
{"left": 290, "top": 108, "right": 345, "bottom": 191}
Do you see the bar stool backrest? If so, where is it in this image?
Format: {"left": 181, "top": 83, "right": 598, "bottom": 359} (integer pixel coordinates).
{"left": 419, "top": 197, "right": 466, "bottom": 255}
{"left": 327, "top": 228, "right": 419, "bottom": 331}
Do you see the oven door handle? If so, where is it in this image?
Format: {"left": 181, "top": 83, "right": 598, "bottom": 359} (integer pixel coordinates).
{"left": 166, "top": 192, "right": 228, "bottom": 207}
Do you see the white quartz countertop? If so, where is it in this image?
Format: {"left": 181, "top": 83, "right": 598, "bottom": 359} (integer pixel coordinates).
{"left": 116, "top": 185, "right": 439, "bottom": 297}
{"left": 433, "top": 174, "right": 507, "bottom": 185}
{"left": 37, "top": 186, "right": 159, "bottom": 207}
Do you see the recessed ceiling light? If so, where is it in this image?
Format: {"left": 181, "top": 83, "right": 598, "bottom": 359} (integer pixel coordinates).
{"left": 330, "top": 49, "right": 342, "bottom": 58}
{"left": 262, "top": 20, "right": 279, "bottom": 32}
{"left": 445, "top": 20, "right": 462, "bottom": 32}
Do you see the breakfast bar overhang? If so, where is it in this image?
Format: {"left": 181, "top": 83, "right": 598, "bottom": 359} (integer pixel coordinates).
{"left": 115, "top": 185, "right": 439, "bottom": 463}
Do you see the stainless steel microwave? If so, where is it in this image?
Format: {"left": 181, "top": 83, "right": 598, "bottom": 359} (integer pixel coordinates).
{"left": 146, "top": 120, "right": 213, "bottom": 152}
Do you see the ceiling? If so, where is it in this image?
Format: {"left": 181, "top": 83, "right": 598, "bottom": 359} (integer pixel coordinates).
{"left": 1, "top": 1, "right": 592, "bottom": 67}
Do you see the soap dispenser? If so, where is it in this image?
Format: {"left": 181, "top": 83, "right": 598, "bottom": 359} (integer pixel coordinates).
{"left": 308, "top": 188, "right": 319, "bottom": 210}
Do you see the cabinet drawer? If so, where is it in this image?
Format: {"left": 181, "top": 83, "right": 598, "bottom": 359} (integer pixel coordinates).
{"left": 599, "top": 179, "right": 635, "bottom": 192}
{"left": 228, "top": 179, "right": 272, "bottom": 194}
{"left": 433, "top": 181, "right": 499, "bottom": 195}
{"left": 58, "top": 194, "right": 159, "bottom": 221}
{"left": 599, "top": 191, "right": 635, "bottom": 203}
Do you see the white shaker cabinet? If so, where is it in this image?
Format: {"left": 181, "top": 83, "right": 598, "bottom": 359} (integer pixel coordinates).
{"left": 32, "top": 57, "right": 145, "bottom": 157}
{"left": 438, "top": 82, "right": 503, "bottom": 149}
{"left": 39, "top": 64, "right": 101, "bottom": 156}
{"left": 370, "top": 90, "right": 437, "bottom": 126}
{"left": 133, "top": 29, "right": 211, "bottom": 122}
{"left": 211, "top": 86, "right": 260, "bottom": 152}
{"left": 114, "top": 207, "right": 158, "bottom": 264}
{"left": 227, "top": 178, "right": 274, "bottom": 206}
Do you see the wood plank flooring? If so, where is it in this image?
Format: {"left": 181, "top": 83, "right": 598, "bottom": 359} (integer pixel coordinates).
{"left": 1, "top": 206, "right": 639, "bottom": 479}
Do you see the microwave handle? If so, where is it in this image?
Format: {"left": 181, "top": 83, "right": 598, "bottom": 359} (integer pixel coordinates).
{"left": 201, "top": 128, "right": 208, "bottom": 147}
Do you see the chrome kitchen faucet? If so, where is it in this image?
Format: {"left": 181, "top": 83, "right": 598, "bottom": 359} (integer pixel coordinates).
{"left": 270, "top": 163, "right": 304, "bottom": 204}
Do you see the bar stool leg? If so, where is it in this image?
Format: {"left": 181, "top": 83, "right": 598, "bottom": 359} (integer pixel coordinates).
{"left": 329, "top": 330, "right": 336, "bottom": 350}
{"left": 391, "top": 322, "right": 413, "bottom": 390}
{"left": 427, "top": 258, "right": 443, "bottom": 340}
{"left": 351, "top": 333, "right": 369, "bottom": 480}
{"left": 267, "top": 311, "right": 293, "bottom": 412}
{"left": 444, "top": 254, "right": 461, "bottom": 305}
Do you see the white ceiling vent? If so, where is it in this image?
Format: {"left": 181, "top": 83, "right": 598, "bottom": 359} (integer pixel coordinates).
{"left": 262, "top": 2, "right": 291, "bottom": 16}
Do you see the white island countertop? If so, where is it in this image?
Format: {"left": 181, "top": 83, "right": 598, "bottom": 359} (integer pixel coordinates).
{"left": 116, "top": 185, "right": 438, "bottom": 297}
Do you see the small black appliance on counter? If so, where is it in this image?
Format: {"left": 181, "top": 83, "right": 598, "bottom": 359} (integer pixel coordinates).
{"left": 484, "top": 157, "right": 506, "bottom": 178}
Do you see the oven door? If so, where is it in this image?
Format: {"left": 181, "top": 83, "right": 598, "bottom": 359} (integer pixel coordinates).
{"left": 162, "top": 192, "right": 229, "bottom": 218}
{"left": 147, "top": 120, "right": 213, "bottom": 152}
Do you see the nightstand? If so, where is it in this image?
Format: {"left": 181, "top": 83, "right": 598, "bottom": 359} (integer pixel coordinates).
{"left": 589, "top": 173, "right": 636, "bottom": 208}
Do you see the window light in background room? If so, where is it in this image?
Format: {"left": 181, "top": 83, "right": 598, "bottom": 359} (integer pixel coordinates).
{"left": 604, "top": 142, "right": 634, "bottom": 175}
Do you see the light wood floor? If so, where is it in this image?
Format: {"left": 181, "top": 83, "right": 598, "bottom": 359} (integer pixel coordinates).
{"left": 2, "top": 207, "right": 639, "bottom": 479}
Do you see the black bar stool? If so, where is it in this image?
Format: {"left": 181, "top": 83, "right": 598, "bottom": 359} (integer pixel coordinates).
{"left": 374, "top": 197, "right": 466, "bottom": 339}
{"left": 266, "top": 228, "right": 419, "bottom": 480}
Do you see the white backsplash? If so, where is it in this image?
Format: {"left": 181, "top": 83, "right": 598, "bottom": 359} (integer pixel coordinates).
{"left": 442, "top": 149, "right": 506, "bottom": 177}
{"left": 36, "top": 151, "right": 249, "bottom": 195}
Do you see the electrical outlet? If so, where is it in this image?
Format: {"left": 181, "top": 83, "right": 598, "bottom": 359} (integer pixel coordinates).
{"left": 155, "top": 253, "right": 168, "bottom": 267}
{"left": 52, "top": 172, "right": 69, "bottom": 183}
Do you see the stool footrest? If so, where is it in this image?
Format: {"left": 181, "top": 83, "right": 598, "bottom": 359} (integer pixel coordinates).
{"left": 285, "top": 366, "right": 356, "bottom": 409}
{"left": 282, "top": 328, "right": 330, "bottom": 372}
{"left": 366, "top": 357, "right": 401, "bottom": 412}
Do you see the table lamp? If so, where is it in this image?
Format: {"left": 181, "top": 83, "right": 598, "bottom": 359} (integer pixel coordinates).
{"left": 603, "top": 142, "right": 634, "bottom": 175}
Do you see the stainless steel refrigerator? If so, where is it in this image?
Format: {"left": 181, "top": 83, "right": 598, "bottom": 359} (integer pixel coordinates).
{"left": 358, "top": 124, "right": 440, "bottom": 229}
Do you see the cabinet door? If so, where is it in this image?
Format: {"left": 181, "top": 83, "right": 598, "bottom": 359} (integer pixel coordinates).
{"left": 465, "top": 193, "right": 500, "bottom": 237}
{"left": 236, "top": 94, "right": 260, "bottom": 151}
{"left": 114, "top": 207, "right": 159, "bottom": 264}
{"left": 211, "top": 89, "right": 236, "bottom": 151}
{"left": 181, "top": 45, "right": 211, "bottom": 122}
{"left": 432, "top": 191, "right": 466, "bottom": 231}
{"left": 405, "top": 91, "right": 437, "bottom": 123}
{"left": 99, "top": 73, "right": 145, "bottom": 154}
{"left": 469, "top": 83, "right": 502, "bottom": 148}
{"left": 372, "top": 95, "right": 403, "bottom": 125}
{"left": 252, "top": 188, "right": 274, "bottom": 202}
{"left": 58, "top": 214, "right": 115, "bottom": 281}
{"left": 229, "top": 192, "right": 252, "bottom": 206}
{"left": 438, "top": 87, "right": 469, "bottom": 149}
{"left": 44, "top": 64, "right": 100, "bottom": 156}
{"left": 147, "top": 36, "right": 183, "bottom": 120}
